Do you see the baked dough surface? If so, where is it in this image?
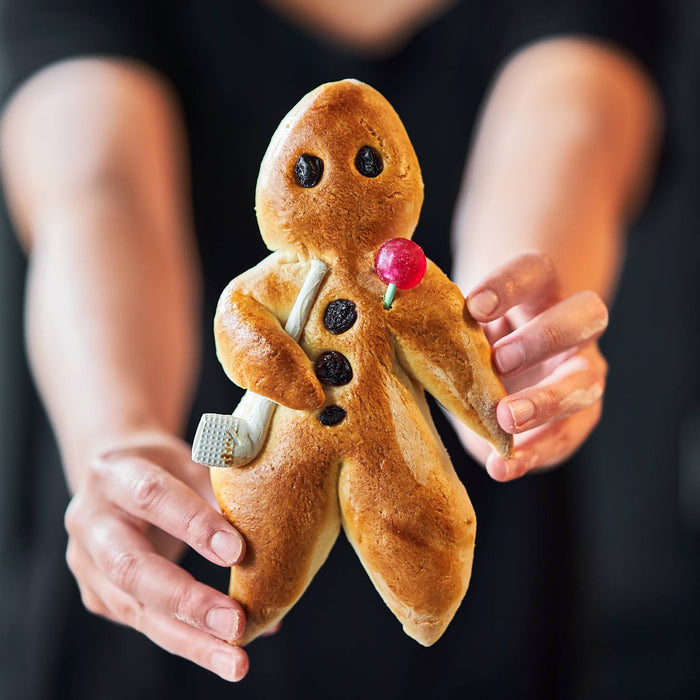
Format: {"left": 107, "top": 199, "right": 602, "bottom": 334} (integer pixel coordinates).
{"left": 211, "top": 80, "right": 512, "bottom": 646}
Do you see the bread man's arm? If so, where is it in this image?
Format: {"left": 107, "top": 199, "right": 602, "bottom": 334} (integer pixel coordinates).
{"left": 214, "top": 255, "right": 324, "bottom": 411}
{"left": 389, "top": 261, "right": 512, "bottom": 456}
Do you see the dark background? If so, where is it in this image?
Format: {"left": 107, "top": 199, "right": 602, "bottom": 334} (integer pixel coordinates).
{"left": 0, "top": 1, "right": 698, "bottom": 698}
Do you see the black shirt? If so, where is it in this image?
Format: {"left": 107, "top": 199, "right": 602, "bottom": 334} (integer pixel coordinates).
{"left": 3, "top": 2, "right": 697, "bottom": 700}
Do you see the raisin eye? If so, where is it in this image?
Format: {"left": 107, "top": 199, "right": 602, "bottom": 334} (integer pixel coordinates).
{"left": 294, "top": 154, "right": 324, "bottom": 187}
{"left": 355, "top": 146, "right": 383, "bottom": 178}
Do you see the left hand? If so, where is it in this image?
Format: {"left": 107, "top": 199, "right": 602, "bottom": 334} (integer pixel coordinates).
{"left": 457, "top": 250, "right": 609, "bottom": 481}
{"left": 64, "top": 434, "right": 250, "bottom": 681}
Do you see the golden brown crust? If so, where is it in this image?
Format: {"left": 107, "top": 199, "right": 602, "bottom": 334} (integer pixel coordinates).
{"left": 389, "top": 261, "right": 513, "bottom": 458}
{"left": 256, "top": 79, "right": 423, "bottom": 259}
{"left": 210, "top": 408, "right": 341, "bottom": 644}
{"left": 339, "top": 370, "right": 476, "bottom": 646}
{"left": 211, "top": 80, "right": 511, "bottom": 647}
{"left": 212, "top": 257, "right": 496, "bottom": 645}
{"left": 215, "top": 285, "right": 324, "bottom": 411}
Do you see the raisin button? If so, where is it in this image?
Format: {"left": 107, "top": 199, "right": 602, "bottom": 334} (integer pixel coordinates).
{"left": 315, "top": 351, "right": 353, "bottom": 386}
{"left": 318, "top": 405, "right": 346, "bottom": 426}
{"left": 323, "top": 299, "right": 357, "bottom": 334}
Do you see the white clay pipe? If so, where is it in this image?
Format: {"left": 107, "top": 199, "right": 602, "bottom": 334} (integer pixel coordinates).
{"left": 192, "top": 258, "right": 329, "bottom": 468}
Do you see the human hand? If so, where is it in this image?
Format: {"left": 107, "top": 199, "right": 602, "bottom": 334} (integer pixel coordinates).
{"left": 457, "top": 251, "right": 609, "bottom": 481}
{"left": 63, "top": 433, "right": 250, "bottom": 681}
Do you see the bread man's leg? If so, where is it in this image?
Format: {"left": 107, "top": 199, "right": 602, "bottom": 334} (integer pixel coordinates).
{"left": 210, "top": 410, "right": 341, "bottom": 645}
{"left": 339, "top": 399, "right": 476, "bottom": 646}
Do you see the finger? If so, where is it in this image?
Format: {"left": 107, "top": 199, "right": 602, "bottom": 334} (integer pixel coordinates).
{"left": 78, "top": 584, "right": 111, "bottom": 618}
{"left": 66, "top": 541, "right": 113, "bottom": 619}
{"left": 141, "top": 607, "right": 250, "bottom": 681}
{"left": 492, "top": 291, "right": 608, "bottom": 377}
{"left": 145, "top": 524, "right": 186, "bottom": 561}
{"left": 71, "top": 546, "right": 248, "bottom": 681}
{"left": 90, "top": 453, "right": 245, "bottom": 566}
{"left": 261, "top": 620, "right": 283, "bottom": 637}
{"left": 481, "top": 316, "right": 514, "bottom": 346}
{"left": 466, "top": 250, "right": 559, "bottom": 321}
{"left": 497, "top": 351, "right": 607, "bottom": 433}
{"left": 81, "top": 512, "right": 246, "bottom": 642}
{"left": 486, "top": 401, "right": 602, "bottom": 481}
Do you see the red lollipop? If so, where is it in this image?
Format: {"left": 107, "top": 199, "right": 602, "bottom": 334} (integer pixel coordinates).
{"left": 374, "top": 238, "right": 427, "bottom": 309}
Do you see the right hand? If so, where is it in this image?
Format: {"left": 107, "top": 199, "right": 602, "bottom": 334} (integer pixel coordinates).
{"left": 63, "top": 433, "right": 250, "bottom": 681}
{"left": 460, "top": 251, "right": 609, "bottom": 480}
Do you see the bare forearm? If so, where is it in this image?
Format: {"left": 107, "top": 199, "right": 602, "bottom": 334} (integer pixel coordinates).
{"left": 25, "top": 196, "right": 199, "bottom": 489}
{"left": 447, "top": 39, "right": 658, "bottom": 475}
{"left": 0, "top": 60, "right": 251, "bottom": 679}
{"left": 1, "top": 60, "right": 200, "bottom": 490}
{"left": 453, "top": 38, "right": 662, "bottom": 299}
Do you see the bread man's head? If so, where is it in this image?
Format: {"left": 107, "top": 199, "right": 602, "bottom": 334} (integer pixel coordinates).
{"left": 256, "top": 80, "right": 424, "bottom": 261}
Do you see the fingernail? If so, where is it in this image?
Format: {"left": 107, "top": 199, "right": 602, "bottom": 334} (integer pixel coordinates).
{"left": 468, "top": 290, "right": 499, "bottom": 317}
{"left": 211, "top": 531, "right": 244, "bottom": 564}
{"left": 495, "top": 343, "right": 525, "bottom": 374}
{"left": 211, "top": 650, "right": 238, "bottom": 682}
{"left": 507, "top": 398, "right": 535, "bottom": 427}
{"left": 207, "top": 607, "right": 240, "bottom": 639}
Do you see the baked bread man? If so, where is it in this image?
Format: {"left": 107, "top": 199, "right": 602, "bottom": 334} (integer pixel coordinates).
{"left": 203, "top": 79, "right": 512, "bottom": 646}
